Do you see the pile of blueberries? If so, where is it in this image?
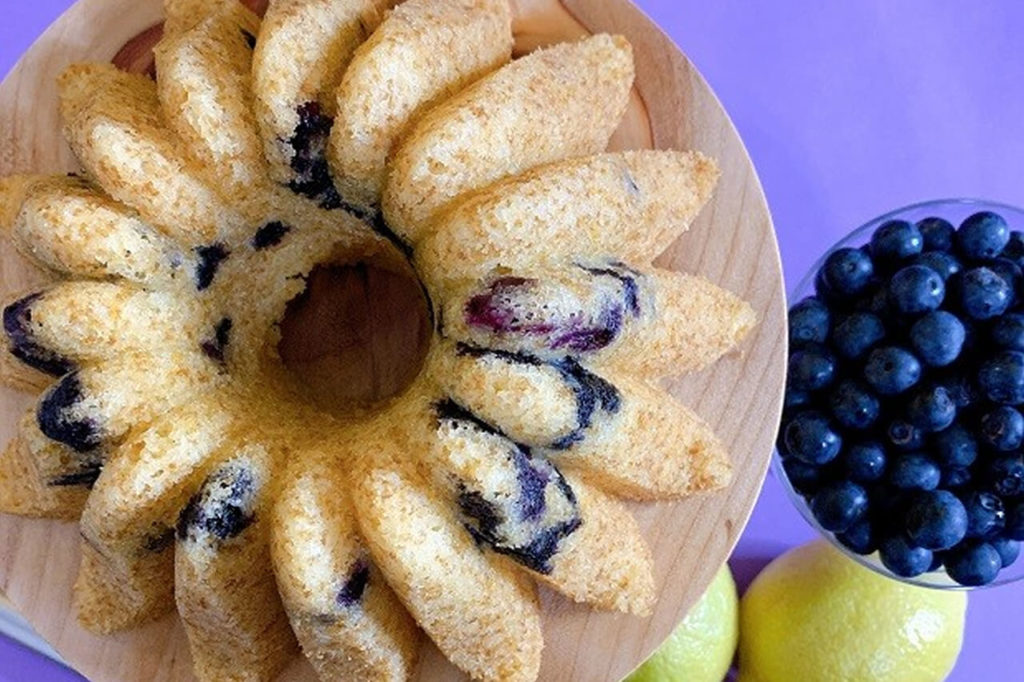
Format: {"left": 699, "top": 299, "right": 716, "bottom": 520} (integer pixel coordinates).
{"left": 782, "top": 210, "right": 1024, "bottom": 586}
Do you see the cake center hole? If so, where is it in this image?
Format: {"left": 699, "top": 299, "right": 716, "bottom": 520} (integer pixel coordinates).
{"left": 278, "top": 263, "right": 431, "bottom": 412}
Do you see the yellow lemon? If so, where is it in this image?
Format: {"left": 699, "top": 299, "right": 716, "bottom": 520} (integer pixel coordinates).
{"left": 626, "top": 564, "right": 739, "bottom": 682}
{"left": 739, "top": 540, "right": 967, "bottom": 682}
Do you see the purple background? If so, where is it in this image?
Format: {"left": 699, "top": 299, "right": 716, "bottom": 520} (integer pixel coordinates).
{"left": 2, "top": 1, "right": 1024, "bottom": 680}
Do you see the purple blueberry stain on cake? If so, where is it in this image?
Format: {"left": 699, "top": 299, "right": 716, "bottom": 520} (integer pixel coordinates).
{"left": 287, "top": 102, "right": 342, "bottom": 210}
{"left": 464, "top": 277, "right": 545, "bottom": 334}
{"left": 549, "top": 357, "right": 621, "bottom": 450}
{"left": 623, "top": 169, "right": 641, "bottom": 196}
{"left": 195, "top": 243, "right": 230, "bottom": 291}
{"left": 579, "top": 262, "right": 642, "bottom": 318}
{"left": 516, "top": 449, "right": 552, "bottom": 522}
{"left": 3, "top": 293, "right": 75, "bottom": 377}
{"left": 177, "top": 462, "right": 257, "bottom": 543}
{"left": 336, "top": 558, "right": 371, "bottom": 607}
{"left": 49, "top": 463, "right": 103, "bottom": 488}
{"left": 435, "top": 398, "right": 582, "bottom": 574}
{"left": 463, "top": 275, "right": 627, "bottom": 354}
{"left": 37, "top": 372, "right": 103, "bottom": 453}
{"left": 143, "top": 527, "right": 175, "bottom": 553}
{"left": 434, "top": 397, "right": 502, "bottom": 437}
{"left": 200, "top": 317, "right": 233, "bottom": 365}
{"left": 454, "top": 344, "right": 620, "bottom": 450}
{"left": 251, "top": 221, "right": 291, "bottom": 250}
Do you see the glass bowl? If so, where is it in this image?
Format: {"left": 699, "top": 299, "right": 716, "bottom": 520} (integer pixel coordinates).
{"left": 777, "top": 198, "right": 1024, "bottom": 589}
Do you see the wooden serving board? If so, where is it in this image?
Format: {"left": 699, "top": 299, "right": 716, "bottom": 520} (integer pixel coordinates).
{"left": 0, "top": 0, "right": 786, "bottom": 680}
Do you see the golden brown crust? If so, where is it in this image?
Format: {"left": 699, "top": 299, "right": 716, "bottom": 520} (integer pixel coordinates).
{"left": 552, "top": 374, "right": 732, "bottom": 500}
{"left": 354, "top": 461, "right": 543, "bottom": 682}
{"left": 329, "top": 0, "right": 513, "bottom": 212}
{"left": 539, "top": 474, "right": 655, "bottom": 615}
{"left": 175, "top": 446, "right": 298, "bottom": 682}
{"left": 12, "top": 176, "right": 186, "bottom": 285}
{"left": 0, "top": 411, "right": 92, "bottom": 520}
{"left": 75, "top": 400, "right": 234, "bottom": 632}
{"left": 156, "top": 1, "right": 268, "bottom": 202}
{"left": 383, "top": 34, "right": 635, "bottom": 242}
{"left": 58, "top": 63, "right": 244, "bottom": 244}
{"left": 271, "top": 450, "right": 420, "bottom": 681}
{"left": 253, "top": 0, "right": 397, "bottom": 184}
{"left": 416, "top": 150, "right": 720, "bottom": 291}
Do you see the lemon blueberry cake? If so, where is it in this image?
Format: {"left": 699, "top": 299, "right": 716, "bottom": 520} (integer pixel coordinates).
{"left": 0, "top": 0, "right": 755, "bottom": 680}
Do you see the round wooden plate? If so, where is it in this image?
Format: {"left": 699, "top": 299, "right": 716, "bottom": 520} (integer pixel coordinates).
{"left": 0, "top": 0, "right": 786, "bottom": 680}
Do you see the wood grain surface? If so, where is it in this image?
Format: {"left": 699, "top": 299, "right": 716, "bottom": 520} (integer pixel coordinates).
{"left": 0, "top": 0, "right": 786, "bottom": 680}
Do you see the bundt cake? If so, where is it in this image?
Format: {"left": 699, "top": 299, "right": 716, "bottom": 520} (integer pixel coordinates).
{"left": 0, "top": 0, "right": 757, "bottom": 680}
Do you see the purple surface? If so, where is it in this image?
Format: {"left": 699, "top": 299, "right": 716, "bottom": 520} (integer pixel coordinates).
{"left": 1, "top": 1, "right": 1024, "bottom": 680}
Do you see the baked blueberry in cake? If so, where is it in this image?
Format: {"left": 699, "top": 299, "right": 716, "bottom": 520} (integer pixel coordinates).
{"left": 0, "top": 0, "right": 756, "bottom": 680}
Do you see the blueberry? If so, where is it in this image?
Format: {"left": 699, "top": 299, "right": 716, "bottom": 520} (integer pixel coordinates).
{"left": 957, "top": 211, "right": 1010, "bottom": 261}
{"left": 962, "top": 491, "right": 1006, "bottom": 538}
{"left": 829, "top": 381, "right": 880, "bottom": 430}
{"left": 914, "top": 251, "right": 961, "bottom": 281}
{"left": 871, "top": 220, "right": 923, "bottom": 262}
{"left": 844, "top": 441, "right": 886, "bottom": 483}
{"left": 288, "top": 101, "right": 341, "bottom": 208}
{"left": 864, "top": 347, "right": 921, "bottom": 395}
{"left": 888, "top": 265, "right": 945, "bottom": 315}
{"left": 987, "top": 258, "right": 1022, "bottom": 304}
{"left": 836, "top": 520, "right": 876, "bottom": 555}
{"left": 194, "top": 243, "right": 229, "bottom": 291}
{"left": 990, "top": 537, "right": 1020, "bottom": 568}
{"left": 1005, "top": 230, "right": 1024, "bottom": 263}
{"left": 821, "top": 247, "right": 874, "bottom": 296}
{"left": 177, "top": 462, "right": 256, "bottom": 542}
{"left": 870, "top": 484, "right": 910, "bottom": 522}
{"left": 939, "top": 371, "right": 980, "bottom": 409}
{"left": 855, "top": 285, "right": 890, "bottom": 316}
{"left": 889, "top": 454, "right": 941, "bottom": 490}
{"left": 788, "top": 297, "right": 831, "bottom": 346}
{"left": 37, "top": 373, "right": 102, "bottom": 453}
{"left": 909, "top": 311, "right": 965, "bottom": 367}
{"left": 981, "top": 406, "right": 1024, "bottom": 451}
{"left": 783, "top": 412, "right": 842, "bottom": 465}
{"left": 199, "top": 317, "right": 232, "bottom": 365}
{"left": 906, "top": 385, "right": 956, "bottom": 432}
{"left": 831, "top": 312, "right": 886, "bottom": 360}
{"left": 810, "top": 481, "right": 869, "bottom": 532}
{"left": 986, "top": 456, "right": 1024, "bottom": 497}
{"left": 945, "top": 542, "right": 1002, "bottom": 586}
{"left": 978, "top": 350, "right": 1024, "bottom": 404}
{"left": 251, "top": 221, "right": 291, "bottom": 250}
{"left": 904, "top": 490, "right": 969, "bottom": 550}
{"left": 879, "top": 535, "right": 934, "bottom": 578}
{"left": 992, "top": 313, "right": 1024, "bottom": 351}
{"left": 465, "top": 276, "right": 625, "bottom": 353}
{"left": 783, "top": 389, "right": 812, "bottom": 412}
{"left": 788, "top": 346, "right": 836, "bottom": 393}
{"left": 886, "top": 419, "right": 926, "bottom": 452}
{"left": 814, "top": 267, "right": 840, "bottom": 305}
{"left": 941, "top": 466, "right": 973, "bottom": 489}
{"left": 1006, "top": 502, "right": 1024, "bottom": 540}
{"left": 2, "top": 293, "right": 75, "bottom": 377}
{"left": 917, "top": 217, "right": 955, "bottom": 252}
{"left": 336, "top": 559, "right": 371, "bottom": 607}
{"left": 782, "top": 457, "right": 827, "bottom": 495}
{"left": 959, "top": 267, "right": 1012, "bottom": 320}
{"left": 933, "top": 423, "right": 978, "bottom": 468}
